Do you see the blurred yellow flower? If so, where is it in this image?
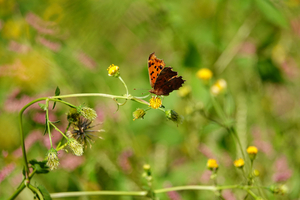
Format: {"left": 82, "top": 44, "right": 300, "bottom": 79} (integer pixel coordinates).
{"left": 149, "top": 96, "right": 162, "bottom": 109}
{"left": 107, "top": 64, "right": 120, "bottom": 77}
{"left": 2, "top": 19, "right": 27, "bottom": 39}
{"left": 43, "top": 3, "right": 64, "bottom": 23}
{"left": 247, "top": 146, "right": 258, "bottom": 155}
{"left": 197, "top": 68, "right": 213, "bottom": 81}
{"left": 247, "top": 146, "right": 258, "bottom": 161}
{"left": 178, "top": 85, "right": 191, "bottom": 98}
{"left": 234, "top": 158, "right": 245, "bottom": 168}
{"left": 207, "top": 159, "right": 218, "bottom": 170}
{"left": 210, "top": 79, "right": 227, "bottom": 95}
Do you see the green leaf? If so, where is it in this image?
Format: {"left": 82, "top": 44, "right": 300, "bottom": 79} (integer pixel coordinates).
{"left": 38, "top": 185, "right": 52, "bottom": 200}
{"left": 55, "top": 86, "right": 60, "bottom": 96}
{"left": 254, "top": 0, "right": 288, "bottom": 28}
{"left": 53, "top": 86, "right": 62, "bottom": 109}
{"left": 29, "top": 159, "right": 50, "bottom": 174}
{"left": 38, "top": 103, "right": 47, "bottom": 111}
{"left": 43, "top": 118, "right": 48, "bottom": 135}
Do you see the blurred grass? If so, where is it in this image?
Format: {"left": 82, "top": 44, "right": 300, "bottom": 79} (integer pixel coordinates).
{"left": 1, "top": 0, "right": 300, "bottom": 199}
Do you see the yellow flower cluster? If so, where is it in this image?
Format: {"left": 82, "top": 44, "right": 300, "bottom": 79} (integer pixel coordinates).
{"left": 149, "top": 96, "right": 162, "bottom": 109}
{"left": 107, "top": 64, "right": 120, "bottom": 77}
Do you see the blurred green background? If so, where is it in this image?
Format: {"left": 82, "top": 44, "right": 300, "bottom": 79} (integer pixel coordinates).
{"left": 1, "top": 0, "right": 300, "bottom": 199}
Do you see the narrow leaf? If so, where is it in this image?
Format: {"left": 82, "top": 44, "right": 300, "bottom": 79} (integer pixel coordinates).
{"left": 52, "top": 86, "right": 62, "bottom": 109}
{"left": 38, "top": 103, "right": 47, "bottom": 111}
{"left": 38, "top": 185, "right": 52, "bottom": 200}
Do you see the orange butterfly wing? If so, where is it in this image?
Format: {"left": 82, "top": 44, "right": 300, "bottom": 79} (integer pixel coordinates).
{"left": 148, "top": 53, "right": 185, "bottom": 96}
{"left": 148, "top": 52, "right": 165, "bottom": 88}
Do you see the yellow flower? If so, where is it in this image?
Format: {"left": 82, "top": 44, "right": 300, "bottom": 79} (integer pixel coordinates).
{"left": 107, "top": 64, "right": 120, "bottom": 77}
{"left": 210, "top": 79, "right": 227, "bottom": 96}
{"left": 234, "top": 158, "right": 245, "bottom": 168}
{"left": 149, "top": 96, "right": 162, "bottom": 109}
{"left": 133, "top": 108, "right": 146, "bottom": 121}
{"left": 197, "top": 68, "right": 213, "bottom": 81}
{"left": 178, "top": 85, "right": 191, "bottom": 98}
{"left": 247, "top": 146, "right": 258, "bottom": 161}
{"left": 207, "top": 159, "right": 218, "bottom": 170}
{"left": 247, "top": 146, "right": 258, "bottom": 155}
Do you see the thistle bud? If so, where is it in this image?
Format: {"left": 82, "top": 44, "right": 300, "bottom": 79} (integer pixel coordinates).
{"left": 133, "top": 108, "right": 146, "bottom": 121}
{"left": 46, "top": 148, "right": 59, "bottom": 170}
{"left": 165, "top": 110, "right": 183, "bottom": 124}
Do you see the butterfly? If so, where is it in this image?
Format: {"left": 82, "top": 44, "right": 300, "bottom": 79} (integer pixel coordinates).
{"left": 148, "top": 52, "right": 185, "bottom": 96}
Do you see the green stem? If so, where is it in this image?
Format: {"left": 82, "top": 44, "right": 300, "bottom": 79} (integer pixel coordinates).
{"left": 45, "top": 99, "right": 53, "bottom": 148}
{"left": 19, "top": 97, "right": 47, "bottom": 178}
{"left": 51, "top": 191, "right": 147, "bottom": 198}
{"left": 50, "top": 185, "right": 269, "bottom": 198}
{"left": 228, "top": 126, "right": 245, "bottom": 160}
{"left": 28, "top": 183, "right": 44, "bottom": 200}
{"left": 49, "top": 122, "right": 69, "bottom": 140}
{"left": 50, "top": 93, "right": 130, "bottom": 100}
{"left": 119, "top": 76, "right": 129, "bottom": 97}
{"left": 8, "top": 169, "right": 37, "bottom": 200}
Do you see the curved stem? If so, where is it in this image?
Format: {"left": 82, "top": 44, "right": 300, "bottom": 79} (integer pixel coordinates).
{"left": 19, "top": 97, "right": 48, "bottom": 178}
{"left": 28, "top": 183, "right": 44, "bottom": 200}
{"left": 118, "top": 76, "right": 129, "bottom": 97}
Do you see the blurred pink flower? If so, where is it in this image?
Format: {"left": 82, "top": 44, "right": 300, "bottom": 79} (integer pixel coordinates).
{"left": 239, "top": 41, "right": 256, "bottom": 55}
{"left": 2, "top": 150, "right": 8, "bottom": 158}
{"left": 42, "top": 128, "right": 63, "bottom": 149}
{"left": 77, "top": 51, "right": 97, "bottom": 70}
{"left": 96, "top": 104, "right": 119, "bottom": 122}
{"left": 0, "top": 163, "right": 16, "bottom": 183}
{"left": 200, "top": 170, "right": 212, "bottom": 184}
{"left": 272, "top": 156, "right": 292, "bottom": 182}
{"left": 280, "top": 58, "right": 299, "bottom": 79}
{"left": 291, "top": 18, "right": 300, "bottom": 37}
{"left": 25, "top": 12, "right": 57, "bottom": 35}
{"left": 198, "top": 144, "right": 216, "bottom": 159}
{"left": 13, "top": 130, "right": 43, "bottom": 157}
{"left": 251, "top": 127, "right": 274, "bottom": 157}
{"left": 223, "top": 190, "right": 236, "bottom": 200}
{"left": 33, "top": 111, "right": 57, "bottom": 124}
{"left": 59, "top": 151, "right": 85, "bottom": 171}
{"left": 118, "top": 149, "right": 133, "bottom": 173}
{"left": 4, "top": 88, "right": 40, "bottom": 113}
{"left": 36, "top": 36, "right": 61, "bottom": 52}
{"left": 164, "top": 182, "right": 182, "bottom": 200}
{"left": 8, "top": 41, "right": 31, "bottom": 53}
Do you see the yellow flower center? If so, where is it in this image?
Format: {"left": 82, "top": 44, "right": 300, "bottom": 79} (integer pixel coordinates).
{"left": 197, "top": 68, "right": 213, "bottom": 81}
{"left": 149, "top": 96, "right": 162, "bottom": 109}
{"left": 234, "top": 158, "right": 245, "bottom": 168}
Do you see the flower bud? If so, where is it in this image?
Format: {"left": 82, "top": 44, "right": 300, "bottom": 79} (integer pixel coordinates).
{"left": 107, "top": 64, "right": 120, "bottom": 78}
{"left": 67, "top": 108, "right": 80, "bottom": 124}
{"left": 269, "top": 184, "right": 288, "bottom": 195}
{"left": 165, "top": 110, "right": 183, "bottom": 124}
{"left": 133, "top": 108, "right": 146, "bottom": 121}
{"left": 46, "top": 148, "right": 59, "bottom": 170}
{"left": 68, "top": 139, "right": 84, "bottom": 156}
{"left": 80, "top": 107, "right": 97, "bottom": 121}
{"left": 211, "top": 79, "right": 227, "bottom": 96}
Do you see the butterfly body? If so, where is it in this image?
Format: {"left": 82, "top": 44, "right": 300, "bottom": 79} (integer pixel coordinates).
{"left": 148, "top": 52, "right": 185, "bottom": 96}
